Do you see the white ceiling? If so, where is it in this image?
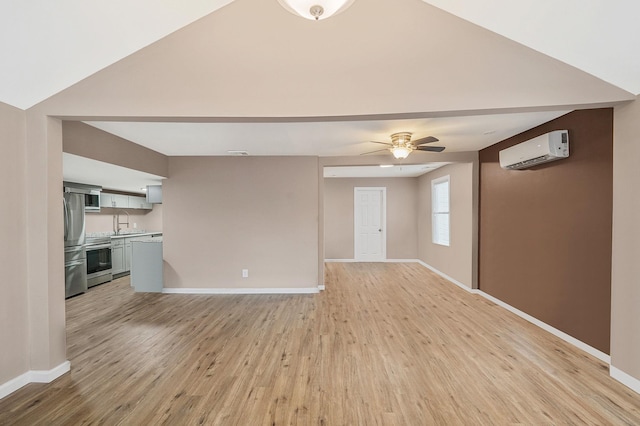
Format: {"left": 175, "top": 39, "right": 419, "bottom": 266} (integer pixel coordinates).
{"left": 85, "top": 110, "right": 568, "bottom": 156}
{"left": 0, "top": 0, "right": 233, "bottom": 109}
{"left": 423, "top": 0, "right": 640, "bottom": 95}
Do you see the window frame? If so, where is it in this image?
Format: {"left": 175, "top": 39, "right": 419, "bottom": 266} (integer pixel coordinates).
{"left": 431, "top": 175, "right": 450, "bottom": 246}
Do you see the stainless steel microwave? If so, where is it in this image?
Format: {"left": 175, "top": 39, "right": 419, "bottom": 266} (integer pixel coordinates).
{"left": 63, "top": 182, "right": 102, "bottom": 212}
{"left": 84, "top": 190, "right": 101, "bottom": 212}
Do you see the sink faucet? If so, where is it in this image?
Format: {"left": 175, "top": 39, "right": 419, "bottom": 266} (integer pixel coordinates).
{"left": 113, "top": 210, "right": 130, "bottom": 235}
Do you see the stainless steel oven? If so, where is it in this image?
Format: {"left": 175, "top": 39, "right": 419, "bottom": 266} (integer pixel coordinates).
{"left": 86, "top": 237, "right": 113, "bottom": 287}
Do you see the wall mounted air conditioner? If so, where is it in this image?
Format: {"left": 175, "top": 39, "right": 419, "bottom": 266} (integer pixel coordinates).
{"left": 499, "top": 130, "right": 569, "bottom": 170}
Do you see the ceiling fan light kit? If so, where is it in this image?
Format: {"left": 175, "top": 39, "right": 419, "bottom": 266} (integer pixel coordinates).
{"left": 360, "top": 131, "right": 445, "bottom": 158}
{"left": 391, "top": 146, "right": 412, "bottom": 159}
{"left": 390, "top": 132, "right": 413, "bottom": 159}
{"left": 277, "top": 0, "right": 355, "bottom": 20}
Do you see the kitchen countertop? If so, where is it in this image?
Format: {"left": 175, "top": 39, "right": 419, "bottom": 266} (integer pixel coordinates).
{"left": 86, "top": 231, "right": 163, "bottom": 240}
{"left": 110, "top": 232, "right": 162, "bottom": 239}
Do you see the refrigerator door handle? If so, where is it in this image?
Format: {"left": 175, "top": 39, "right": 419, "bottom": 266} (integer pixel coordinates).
{"left": 63, "top": 196, "right": 69, "bottom": 241}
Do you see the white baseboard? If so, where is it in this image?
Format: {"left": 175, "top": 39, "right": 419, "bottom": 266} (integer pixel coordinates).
{"left": 0, "top": 361, "right": 70, "bottom": 400}
{"left": 324, "top": 258, "right": 420, "bottom": 263}
{"left": 318, "top": 284, "right": 325, "bottom": 291}
{"left": 324, "top": 259, "right": 357, "bottom": 262}
{"left": 416, "top": 260, "right": 472, "bottom": 291}
{"left": 610, "top": 366, "right": 640, "bottom": 394}
{"left": 0, "top": 372, "right": 30, "bottom": 400}
{"left": 475, "top": 290, "right": 610, "bottom": 364}
{"left": 416, "top": 261, "right": 611, "bottom": 365}
{"left": 162, "top": 287, "right": 319, "bottom": 295}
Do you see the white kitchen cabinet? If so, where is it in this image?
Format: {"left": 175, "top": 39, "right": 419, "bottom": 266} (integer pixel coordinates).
{"left": 128, "top": 195, "right": 152, "bottom": 210}
{"left": 100, "top": 193, "right": 129, "bottom": 208}
{"left": 112, "top": 194, "right": 129, "bottom": 208}
{"left": 125, "top": 235, "right": 141, "bottom": 272}
{"left": 125, "top": 237, "right": 133, "bottom": 272}
{"left": 101, "top": 193, "right": 151, "bottom": 210}
{"left": 111, "top": 239, "right": 126, "bottom": 275}
{"left": 100, "top": 193, "right": 112, "bottom": 208}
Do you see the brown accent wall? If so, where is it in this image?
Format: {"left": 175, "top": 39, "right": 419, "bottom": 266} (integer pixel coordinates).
{"left": 324, "top": 177, "right": 418, "bottom": 260}
{"left": 479, "top": 109, "right": 613, "bottom": 354}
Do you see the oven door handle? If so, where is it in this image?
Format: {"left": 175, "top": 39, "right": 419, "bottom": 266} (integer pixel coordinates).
{"left": 87, "top": 243, "right": 112, "bottom": 251}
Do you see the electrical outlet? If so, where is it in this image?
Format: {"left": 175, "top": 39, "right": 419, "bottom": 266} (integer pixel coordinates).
{"left": 133, "top": 223, "right": 137, "bottom": 229}
{"left": 242, "top": 269, "right": 249, "bottom": 278}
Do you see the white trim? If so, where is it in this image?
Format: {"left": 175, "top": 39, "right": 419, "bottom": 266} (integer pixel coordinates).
{"left": 162, "top": 287, "right": 320, "bottom": 295}
{"left": 29, "top": 361, "right": 71, "bottom": 383}
{"left": 417, "top": 261, "right": 611, "bottom": 364}
{"left": 0, "top": 372, "right": 30, "bottom": 400}
{"left": 431, "top": 175, "right": 450, "bottom": 246}
{"left": 324, "top": 259, "right": 419, "bottom": 263}
{"left": 610, "top": 366, "right": 640, "bottom": 394}
{"left": 417, "top": 260, "right": 471, "bottom": 292}
{"left": 0, "top": 361, "right": 70, "bottom": 400}
{"left": 354, "top": 187, "right": 387, "bottom": 261}
{"left": 476, "top": 290, "right": 610, "bottom": 364}
{"left": 318, "top": 284, "right": 326, "bottom": 291}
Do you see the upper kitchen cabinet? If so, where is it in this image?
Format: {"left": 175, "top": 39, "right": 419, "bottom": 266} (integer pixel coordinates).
{"left": 99, "top": 193, "right": 112, "bottom": 208}
{"left": 128, "top": 196, "right": 152, "bottom": 210}
{"left": 101, "top": 192, "right": 153, "bottom": 210}
{"left": 100, "top": 193, "right": 129, "bottom": 208}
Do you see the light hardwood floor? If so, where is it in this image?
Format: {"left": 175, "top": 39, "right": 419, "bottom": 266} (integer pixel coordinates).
{"left": 1, "top": 262, "right": 639, "bottom": 424}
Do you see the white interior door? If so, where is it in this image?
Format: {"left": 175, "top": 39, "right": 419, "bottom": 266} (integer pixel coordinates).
{"left": 354, "top": 187, "right": 386, "bottom": 261}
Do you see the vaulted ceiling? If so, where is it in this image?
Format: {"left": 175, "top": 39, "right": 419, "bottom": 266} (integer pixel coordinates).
{"left": 3, "top": 0, "right": 637, "bottom": 164}
{"left": 2, "top": 0, "right": 637, "bottom": 110}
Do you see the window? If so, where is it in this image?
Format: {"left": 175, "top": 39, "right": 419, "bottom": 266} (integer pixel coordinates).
{"left": 432, "top": 175, "right": 450, "bottom": 246}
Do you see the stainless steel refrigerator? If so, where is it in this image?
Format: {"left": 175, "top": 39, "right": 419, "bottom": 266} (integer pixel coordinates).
{"left": 64, "top": 186, "right": 87, "bottom": 298}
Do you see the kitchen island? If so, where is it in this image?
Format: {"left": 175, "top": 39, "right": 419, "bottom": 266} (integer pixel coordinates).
{"left": 130, "top": 237, "right": 163, "bottom": 292}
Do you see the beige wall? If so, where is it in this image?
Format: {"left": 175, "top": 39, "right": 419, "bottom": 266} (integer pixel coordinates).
{"left": 0, "top": 102, "right": 29, "bottom": 384}
{"left": 62, "top": 121, "right": 168, "bottom": 178}
{"left": 612, "top": 97, "right": 640, "bottom": 381}
{"left": 85, "top": 204, "right": 163, "bottom": 234}
{"left": 25, "top": 112, "right": 67, "bottom": 371}
{"left": 324, "top": 177, "right": 418, "bottom": 259}
{"left": 418, "top": 163, "right": 475, "bottom": 289}
{"left": 2, "top": 0, "right": 635, "bottom": 397}
{"left": 37, "top": 0, "right": 632, "bottom": 118}
{"left": 163, "top": 157, "right": 319, "bottom": 289}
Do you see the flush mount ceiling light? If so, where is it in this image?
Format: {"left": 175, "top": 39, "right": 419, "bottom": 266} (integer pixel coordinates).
{"left": 277, "top": 0, "right": 355, "bottom": 20}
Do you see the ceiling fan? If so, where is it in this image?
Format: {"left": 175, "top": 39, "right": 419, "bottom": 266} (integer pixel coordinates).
{"left": 361, "top": 132, "right": 445, "bottom": 159}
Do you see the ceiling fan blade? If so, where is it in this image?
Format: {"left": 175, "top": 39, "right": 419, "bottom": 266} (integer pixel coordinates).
{"left": 414, "top": 136, "right": 440, "bottom": 146}
{"left": 368, "top": 141, "right": 393, "bottom": 146}
{"left": 415, "top": 145, "right": 445, "bottom": 152}
{"left": 360, "top": 148, "right": 390, "bottom": 155}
